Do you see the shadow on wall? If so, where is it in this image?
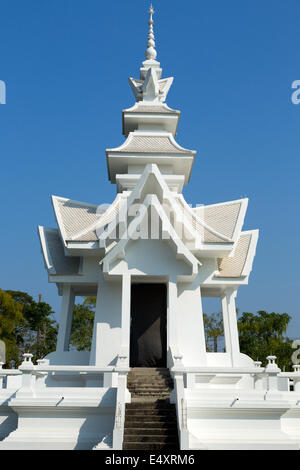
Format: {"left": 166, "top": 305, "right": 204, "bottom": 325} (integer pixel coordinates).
{"left": 0, "top": 392, "right": 18, "bottom": 441}
{"left": 74, "top": 388, "right": 116, "bottom": 450}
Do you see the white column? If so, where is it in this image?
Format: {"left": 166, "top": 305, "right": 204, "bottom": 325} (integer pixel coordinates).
{"left": 89, "top": 274, "right": 123, "bottom": 367}
{"left": 118, "top": 273, "right": 131, "bottom": 367}
{"left": 221, "top": 295, "right": 232, "bottom": 357}
{"left": 167, "top": 277, "right": 179, "bottom": 350}
{"left": 222, "top": 288, "right": 240, "bottom": 366}
{"left": 56, "top": 284, "right": 75, "bottom": 352}
{"left": 176, "top": 281, "right": 207, "bottom": 366}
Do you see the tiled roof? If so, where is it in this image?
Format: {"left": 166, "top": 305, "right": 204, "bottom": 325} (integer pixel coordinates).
{"left": 53, "top": 195, "right": 127, "bottom": 243}
{"left": 42, "top": 228, "right": 80, "bottom": 275}
{"left": 195, "top": 202, "right": 242, "bottom": 240}
{"left": 73, "top": 197, "right": 127, "bottom": 242}
{"left": 175, "top": 196, "right": 230, "bottom": 244}
{"left": 216, "top": 233, "right": 252, "bottom": 277}
{"left": 56, "top": 199, "right": 100, "bottom": 240}
{"left": 109, "top": 135, "right": 194, "bottom": 154}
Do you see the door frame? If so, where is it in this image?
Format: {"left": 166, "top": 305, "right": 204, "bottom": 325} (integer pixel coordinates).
{"left": 129, "top": 279, "right": 168, "bottom": 367}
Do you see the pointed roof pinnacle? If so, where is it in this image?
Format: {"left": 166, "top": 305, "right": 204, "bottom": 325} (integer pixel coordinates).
{"left": 128, "top": 5, "right": 174, "bottom": 102}
{"left": 145, "top": 4, "right": 157, "bottom": 61}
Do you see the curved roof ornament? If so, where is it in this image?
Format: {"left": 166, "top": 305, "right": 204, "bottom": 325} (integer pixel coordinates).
{"left": 145, "top": 4, "right": 157, "bottom": 61}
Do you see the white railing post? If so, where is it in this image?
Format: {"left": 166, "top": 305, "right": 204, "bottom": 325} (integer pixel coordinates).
{"left": 253, "top": 361, "right": 266, "bottom": 390}
{"left": 292, "top": 365, "right": 300, "bottom": 392}
{"left": 0, "top": 362, "right": 4, "bottom": 388}
{"left": 181, "top": 397, "right": 187, "bottom": 430}
{"left": 35, "top": 359, "right": 49, "bottom": 388}
{"left": 18, "top": 353, "right": 35, "bottom": 397}
{"left": 173, "top": 371, "right": 189, "bottom": 450}
{"left": 265, "top": 355, "right": 281, "bottom": 391}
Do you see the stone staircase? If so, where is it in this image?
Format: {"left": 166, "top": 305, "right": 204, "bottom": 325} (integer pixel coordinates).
{"left": 123, "top": 368, "right": 179, "bottom": 451}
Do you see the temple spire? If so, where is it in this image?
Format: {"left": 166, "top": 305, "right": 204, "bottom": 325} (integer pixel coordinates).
{"left": 128, "top": 5, "right": 174, "bottom": 103}
{"left": 145, "top": 4, "right": 157, "bottom": 61}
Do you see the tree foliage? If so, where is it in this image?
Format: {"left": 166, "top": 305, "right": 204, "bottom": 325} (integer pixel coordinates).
{"left": 1, "top": 290, "right": 58, "bottom": 367}
{"left": 69, "top": 297, "right": 95, "bottom": 351}
{"left": 238, "top": 310, "right": 293, "bottom": 370}
{"left": 203, "top": 312, "right": 224, "bottom": 352}
{"left": 0, "top": 289, "right": 25, "bottom": 366}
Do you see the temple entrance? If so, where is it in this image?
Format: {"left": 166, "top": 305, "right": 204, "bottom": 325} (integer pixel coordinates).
{"left": 130, "top": 283, "right": 167, "bottom": 367}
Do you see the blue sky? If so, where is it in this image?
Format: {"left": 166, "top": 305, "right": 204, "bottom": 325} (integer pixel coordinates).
{"left": 0, "top": 0, "right": 299, "bottom": 336}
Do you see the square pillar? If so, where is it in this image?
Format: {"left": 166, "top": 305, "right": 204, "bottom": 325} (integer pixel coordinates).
{"left": 167, "top": 277, "right": 179, "bottom": 351}
{"left": 221, "top": 288, "right": 240, "bottom": 366}
{"left": 89, "top": 274, "right": 123, "bottom": 367}
{"left": 56, "top": 284, "right": 75, "bottom": 352}
{"left": 118, "top": 273, "right": 131, "bottom": 367}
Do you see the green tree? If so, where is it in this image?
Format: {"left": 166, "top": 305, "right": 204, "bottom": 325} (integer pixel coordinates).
{"left": 69, "top": 297, "right": 95, "bottom": 351}
{"left": 203, "top": 312, "right": 224, "bottom": 352}
{"left": 238, "top": 310, "right": 293, "bottom": 370}
{"left": 0, "top": 289, "right": 25, "bottom": 367}
{"left": 6, "top": 291, "right": 58, "bottom": 364}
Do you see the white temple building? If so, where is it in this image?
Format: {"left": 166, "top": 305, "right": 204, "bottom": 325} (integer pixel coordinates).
{"left": 1, "top": 6, "right": 300, "bottom": 450}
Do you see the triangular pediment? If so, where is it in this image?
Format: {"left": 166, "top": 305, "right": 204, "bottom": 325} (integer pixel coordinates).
{"left": 99, "top": 164, "right": 236, "bottom": 254}
{"left": 101, "top": 194, "right": 201, "bottom": 282}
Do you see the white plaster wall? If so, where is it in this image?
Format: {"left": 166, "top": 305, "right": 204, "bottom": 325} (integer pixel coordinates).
{"left": 0, "top": 387, "right": 116, "bottom": 450}
{"left": 81, "top": 257, "right": 102, "bottom": 279}
{"left": 10, "top": 410, "right": 113, "bottom": 449}
{"left": 0, "top": 393, "right": 17, "bottom": 441}
{"left": 128, "top": 164, "right": 173, "bottom": 175}
{"left": 6, "top": 376, "right": 22, "bottom": 388}
{"left": 89, "top": 273, "right": 122, "bottom": 367}
{"left": 124, "top": 239, "right": 191, "bottom": 277}
{"left": 187, "top": 408, "right": 297, "bottom": 449}
{"left": 46, "top": 351, "right": 90, "bottom": 366}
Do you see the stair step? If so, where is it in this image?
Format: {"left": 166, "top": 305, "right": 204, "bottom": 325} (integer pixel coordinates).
{"left": 126, "top": 404, "right": 175, "bottom": 410}
{"left": 124, "top": 428, "right": 178, "bottom": 436}
{"left": 129, "top": 386, "right": 172, "bottom": 390}
{"left": 129, "top": 368, "right": 169, "bottom": 372}
{"left": 123, "top": 368, "right": 179, "bottom": 451}
{"left": 128, "top": 382, "right": 172, "bottom": 386}
{"left": 133, "top": 391, "right": 170, "bottom": 398}
{"left": 128, "top": 375, "right": 173, "bottom": 379}
{"left": 129, "top": 384, "right": 172, "bottom": 388}
{"left": 124, "top": 434, "right": 178, "bottom": 443}
{"left": 126, "top": 402, "right": 174, "bottom": 407}
{"left": 129, "top": 388, "right": 172, "bottom": 391}
{"left": 125, "top": 425, "right": 177, "bottom": 431}
{"left": 125, "top": 414, "right": 177, "bottom": 420}
{"left": 128, "top": 375, "right": 171, "bottom": 379}
{"left": 128, "top": 386, "right": 172, "bottom": 390}
{"left": 123, "top": 443, "right": 179, "bottom": 451}
{"left": 125, "top": 422, "right": 177, "bottom": 429}
{"left": 127, "top": 402, "right": 174, "bottom": 409}
{"left": 126, "top": 410, "right": 176, "bottom": 417}
{"left": 129, "top": 388, "right": 171, "bottom": 391}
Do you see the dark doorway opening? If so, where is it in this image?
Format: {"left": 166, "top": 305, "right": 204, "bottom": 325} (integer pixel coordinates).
{"left": 130, "top": 283, "right": 167, "bottom": 367}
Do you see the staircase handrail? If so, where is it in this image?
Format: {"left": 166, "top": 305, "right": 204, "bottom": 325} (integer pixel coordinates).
{"left": 173, "top": 371, "right": 189, "bottom": 450}
{"left": 112, "top": 370, "right": 128, "bottom": 450}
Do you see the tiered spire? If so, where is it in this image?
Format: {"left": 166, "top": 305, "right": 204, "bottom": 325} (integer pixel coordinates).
{"left": 128, "top": 5, "right": 174, "bottom": 104}
{"left": 145, "top": 4, "right": 157, "bottom": 61}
